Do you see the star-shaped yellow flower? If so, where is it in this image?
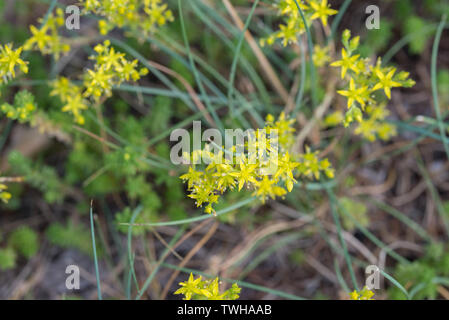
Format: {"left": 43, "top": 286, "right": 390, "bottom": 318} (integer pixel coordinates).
{"left": 25, "top": 25, "right": 51, "bottom": 52}
{"left": 174, "top": 273, "right": 203, "bottom": 300}
{"left": 349, "top": 287, "right": 375, "bottom": 300}
{"left": 372, "top": 68, "right": 401, "bottom": 99}
{"left": 0, "top": 45, "right": 28, "bottom": 77}
{"left": 229, "top": 161, "right": 258, "bottom": 191}
{"left": 62, "top": 93, "right": 88, "bottom": 123}
{"left": 310, "top": 0, "right": 338, "bottom": 26}
{"left": 179, "top": 167, "right": 203, "bottom": 189}
{"left": 274, "top": 152, "right": 299, "bottom": 192}
{"left": 337, "top": 78, "right": 370, "bottom": 109}
{"left": 330, "top": 48, "right": 360, "bottom": 79}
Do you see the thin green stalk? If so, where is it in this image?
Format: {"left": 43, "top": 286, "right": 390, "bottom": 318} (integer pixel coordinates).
{"left": 294, "top": 34, "right": 306, "bottom": 115}
{"left": 239, "top": 234, "right": 301, "bottom": 279}
{"left": 293, "top": 0, "right": 317, "bottom": 107}
{"left": 369, "top": 199, "right": 432, "bottom": 242}
{"left": 135, "top": 226, "right": 186, "bottom": 300}
{"left": 192, "top": 0, "right": 272, "bottom": 110}
{"left": 326, "top": 187, "right": 359, "bottom": 291}
{"left": 328, "top": 0, "right": 352, "bottom": 44}
{"left": 89, "top": 202, "right": 102, "bottom": 300}
{"left": 416, "top": 157, "right": 449, "bottom": 236}
{"left": 379, "top": 269, "right": 409, "bottom": 300}
{"left": 334, "top": 258, "right": 350, "bottom": 293}
{"left": 339, "top": 201, "right": 409, "bottom": 265}
{"left": 178, "top": 0, "right": 223, "bottom": 131}
{"left": 121, "top": 197, "right": 256, "bottom": 227}
{"left": 227, "top": 0, "right": 260, "bottom": 117}
{"left": 127, "top": 206, "right": 144, "bottom": 296}
{"left": 431, "top": 15, "right": 449, "bottom": 160}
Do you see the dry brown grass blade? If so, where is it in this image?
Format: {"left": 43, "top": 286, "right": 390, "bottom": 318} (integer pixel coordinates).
{"left": 219, "top": 219, "right": 308, "bottom": 273}
{"left": 160, "top": 220, "right": 219, "bottom": 299}
{"left": 72, "top": 124, "right": 116, "bottom": 148}
{"left": 293, "top": 77, "right": 337, "bottom": 152}
{"left": 222, "top": 0, "right": 290, "bottom": 103}
{"left": 0, "top": 176, "right": 24, "bottom": 183}
{"left": 135, "top": 220, "right": 212, "bottom": 299}
{"left": 437, "top": 286, "right": 449, "bottom": 300}
{"left": 349, "top": 169, "right": 397, "bottom": 196}
{"left": 145, "top": 60, "right": 216, "bottom": 127}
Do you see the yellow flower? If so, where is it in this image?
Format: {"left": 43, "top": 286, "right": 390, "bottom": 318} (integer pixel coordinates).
{"left": 188, "top": 184, "right": 219, "bottom": 209}
{"left": 174, "top": 273, "right": 241, "bottom": 300}
{"left": 349, "top": 290, "right": 359, "bottom": 300}
{"left": 0, "top": 183, "right": 12, "bottom": 203}
{"left": 180, "top": 113, "right": 333, "bottom": 213}
{"left": 0, "top": 44, "right": 28, "bottom": 78}
{"left": 330, "top": 48, "right": 360, "bottom": 79}
{"left": 84, "top": 66, "right": 114, "bottom": 98}
{"left": 98, "top": 46, "right": 125, "bottom": 71}
{"left": 323, "top": 110, "right": 344, "bottom": 127}
{"left": 116, "top": 59, "right": 141, "bottom": 81}
{"left": 278, "top": 0, "right": 308, "bottom": 18}
{"left": 372, "top": 68, "right": 401, "bottom": 99}
{"left": 278, "top": 21, "right": 302, "bottom": 46}
{"left": 349, "top": 287, "right": 375, "bottom": 300}
{"left": 254, "top": 176, "right": 287, "bottom": 202}
{"left": 25, "top": 25, "right": 52, "bottom": 52}
{"left": 82, "top": 0, "right": 173, "bottom": 37}
{"left": 62, "top": 93, "right": 88, "bottom": 124}
{"left": 174, "top": 273, "right": 204, "bottom": 300}
{"left": 229, "top": 161, "right": 258, "bottom": 191}
{"left": 313, "top": 45, "right": 331, "bottom": 68}
{"left": 337, "top": 78, "right": 370, "bottom": 109}
{"left": 298, "top": 146, "right": 334, "bottom": 179}
{"left": 309, "top": 0, "right": 338, "bottom": 26}
{"left": 50, "top": 77, "right": 81, "bottom": 102}
{"left": 179, "top": 167, "right": 203, "bottom": 189}
{"left": 274, "top": 152, "right": 299, "bottom": 192}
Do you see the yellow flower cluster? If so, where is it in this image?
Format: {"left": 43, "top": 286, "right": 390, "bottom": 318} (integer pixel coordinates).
{"left": 1, "top": 90, "right": 36, "bottom": 123}
{"left": 50, "top": 40, "right": 148, "bottom": 124}
{"left": 0, "top": 10, "right": 68, "bottom": 122}
{"left": 349, "top": 287, "right": 375, "bottom": 300}
{"left": 180, "top": 113, "right": 334, "bottom": 215}
{"left": 81, "top": 0, "right": 174, "bottom": 37}
{"left": 329, "top": 30, "right": 415, "bottom": 141}
{"left": 174, "top": 273, "right": 241, "bottom": 300}
{"left": 24, "top": 9, "right": 70, "bottom": 60}
{"left": 261, "top": 0, "right": 338, "bottom": 47}
{"left": 313, "top": 45, "right": 331, "bottom": 68}
{"left": 0, "top": 44, "right": 28, "bottom": 88}
{"left": 0, "top": 182, "right": 11, "bottom": 204}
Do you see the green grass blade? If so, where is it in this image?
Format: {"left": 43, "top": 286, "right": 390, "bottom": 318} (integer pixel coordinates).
{"left": 431, "top": 15, "right": 449, "bottom": 160}
{"left": 178, "top": 0, "right": 223, "bottom": 131}
{"left": 135, "top": 226, "right": 186, "bottom": 300}
{"left": 293, "top": 0, "right": 317, "bottom": 107}
{"left": 227, "top": 0, "right": 260, "bottom": 117}
{"left": 122, "top": 197, "right": 256, "bottom": 227}
{"left": 380, "top": 269, "right": 409, "bottom": 300}
{"left": 328, "top": 0, "right": 352, "bottom": 44}
{"left": 127, "top": 206, "right": 144, "bottom": 296}
{"left": 326, "top": 187, "right": 359, "bottom": 291}
{"left": 369, "top": 199, "right": 432, "bottom": 242}
{"left": 89, "top": 201, "right": 102, "bottom": 300}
